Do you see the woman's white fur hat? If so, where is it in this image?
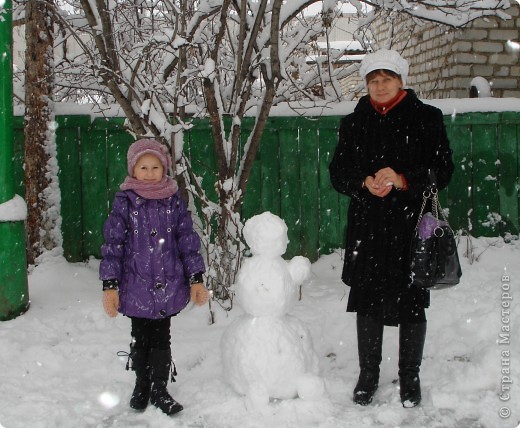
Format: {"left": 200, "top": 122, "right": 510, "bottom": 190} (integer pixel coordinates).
{"left": 359, "top": 49, "right": 409, "bottom": 87}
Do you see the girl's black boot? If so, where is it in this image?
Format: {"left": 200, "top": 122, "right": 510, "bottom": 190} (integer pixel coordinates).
{"left": 149, "top": 348, "right": 184, "bottom": 416}
{"left": 128, "top": 346, "right": 152, "bottom": 411}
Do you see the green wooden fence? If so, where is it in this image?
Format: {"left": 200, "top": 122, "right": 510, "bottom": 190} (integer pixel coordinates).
{"left": 13, "top": 111, "right": 520, "bottom": 263}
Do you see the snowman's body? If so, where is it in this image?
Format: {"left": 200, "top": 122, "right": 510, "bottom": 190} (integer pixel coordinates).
{"left": 221, "top": 212, "right": 323, "bottom": 405}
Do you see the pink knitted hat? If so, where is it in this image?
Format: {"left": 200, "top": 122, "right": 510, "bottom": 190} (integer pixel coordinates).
{"left": 127, "top": 139, "right": 172, "bottom": 176}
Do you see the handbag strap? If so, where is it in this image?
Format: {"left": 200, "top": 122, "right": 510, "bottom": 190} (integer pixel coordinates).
{"left": 427, "top": 169, "right": 448, "bottom": 221}
{"left": 414, "top": 188, "right": 437, "bottom": 232}
{"left": 414, "top": 169, "right": 449, "bottom": 232}
{"left": 432, "top": 190, "right": 449, "bottom": 223}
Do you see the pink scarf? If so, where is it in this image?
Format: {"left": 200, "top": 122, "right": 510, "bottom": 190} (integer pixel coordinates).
{"left": 120, "top": 176, "right": 178, "bottom": 199}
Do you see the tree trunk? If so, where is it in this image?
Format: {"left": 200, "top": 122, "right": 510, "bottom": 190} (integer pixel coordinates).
{"left": 24, "top": 0, "right": 55, "bottom": 265}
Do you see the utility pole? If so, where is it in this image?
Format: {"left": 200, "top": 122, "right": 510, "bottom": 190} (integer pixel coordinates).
{"left": 0, "top": 0, "right": 29, "bottom": 320}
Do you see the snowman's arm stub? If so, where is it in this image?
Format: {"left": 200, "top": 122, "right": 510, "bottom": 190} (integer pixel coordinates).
{"left": 287, "top": 256, "right": 312, "bottom": 285}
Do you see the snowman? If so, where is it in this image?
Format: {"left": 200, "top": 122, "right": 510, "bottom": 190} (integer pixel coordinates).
{"left": 221, "top": 211, "right": 324, "bottom": 408}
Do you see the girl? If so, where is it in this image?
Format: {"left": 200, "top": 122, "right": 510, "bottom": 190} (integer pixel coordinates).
{"left": 100, "top": 138, "right": 208, "bottom": 415}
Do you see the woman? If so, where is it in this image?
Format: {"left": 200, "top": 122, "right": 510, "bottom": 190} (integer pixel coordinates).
{"left": 329, "top": 49, "right": 454, "bottom": 407}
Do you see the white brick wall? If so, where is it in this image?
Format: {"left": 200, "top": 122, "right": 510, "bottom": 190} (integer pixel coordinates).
{"left": 369, "top": 5, "right": 520, "bottom": 99}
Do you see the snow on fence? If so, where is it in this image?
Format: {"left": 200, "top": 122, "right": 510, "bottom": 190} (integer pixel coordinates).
{"left": 12, "top": 112, "right": 520, "bottom": 263}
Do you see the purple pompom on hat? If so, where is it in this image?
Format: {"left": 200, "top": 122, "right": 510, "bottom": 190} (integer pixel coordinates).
{"left": 359, "top": 49, "right": 409, "bottom": 87}
{"left": 127, "top": 138, "right": 172, "bottom": 176}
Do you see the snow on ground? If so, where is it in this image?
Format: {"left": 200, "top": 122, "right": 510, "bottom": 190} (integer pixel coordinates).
{"left": 0, "top": 236, "right": 519, "bottom": 428}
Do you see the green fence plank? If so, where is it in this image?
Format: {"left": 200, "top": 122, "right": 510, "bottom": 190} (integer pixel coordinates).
{"left": 472, "top": 124, "right": 500, "bottom": 236}
{"left": 444, "top": 123, "right": 473, "bottom": 232}
{"left": 12, "top": 116, "right": 25, "bottom": 196}
{"left": 106, "top": 122, "right": 133, "bottom": 204}
{"left": 299, "top": 123, "right": 320, "bottom": 262}
{"left": 318, "top": 118, "right": 343, "bottom": 253}
{"left": 497, "top": 122, "right": 519, "bottom": 235}
{"left": 81, "top": 119, "right": 109, "bottom": 259}
{"left": 259, "top": 122, "right": 281, "bottom": 217}
{"left": 279, "top": 123, "right": 301, "bottom": 258}
{"left": 56, "top": 116, "right": 90, "bottom": 262}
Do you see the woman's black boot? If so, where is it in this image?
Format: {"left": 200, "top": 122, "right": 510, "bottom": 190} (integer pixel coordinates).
{"left": 353, "top": 315, "right": 384, "bottom": 405}
{"left": 129, "top": 346, "right": 152, "bottom": 411}
{"left": 399, "top": 322, "right": 427, "bottom": 408}
{"left": 149, "top": 348, "right": 184, "bottom": 416}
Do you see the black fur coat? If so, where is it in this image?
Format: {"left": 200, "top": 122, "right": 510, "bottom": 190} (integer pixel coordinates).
{"left": 329, "top": 90, "right": 454, "bottom": 324}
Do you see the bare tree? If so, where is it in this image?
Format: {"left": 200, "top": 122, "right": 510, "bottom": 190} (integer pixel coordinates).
{"left": 24, "top": 0, "right": 61, "bottom": 265}
{"left": 43, "top": 0, "right": 350, "bottom": 303}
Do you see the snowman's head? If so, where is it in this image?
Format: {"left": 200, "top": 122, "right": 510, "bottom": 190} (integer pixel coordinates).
{"left": 243, "top": 212, "right": 288, "bottom": 257}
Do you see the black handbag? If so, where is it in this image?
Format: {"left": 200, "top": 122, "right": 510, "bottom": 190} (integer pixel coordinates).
{"left": 409, "top": 179, "right": 462, "bottom": 290}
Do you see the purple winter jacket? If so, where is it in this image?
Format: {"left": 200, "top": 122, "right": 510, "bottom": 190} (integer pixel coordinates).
{"left": 99, "top": 190, "right": 205, "bottom": 319}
